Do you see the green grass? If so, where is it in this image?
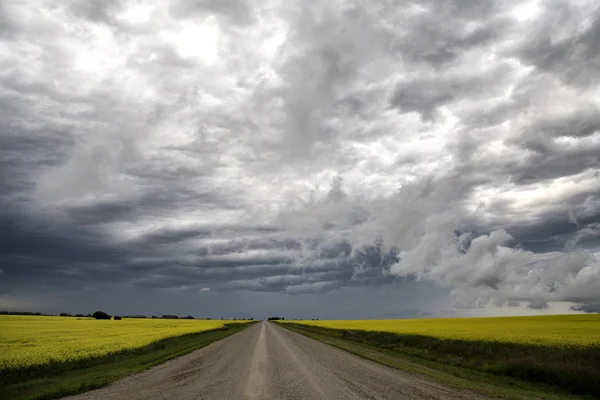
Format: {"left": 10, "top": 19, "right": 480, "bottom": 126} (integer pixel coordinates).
{"left": 0, "top": 322, "right": 255, "bottom": 400}
{"left": 278, "top": 322, "right": 597, "bottom": 400}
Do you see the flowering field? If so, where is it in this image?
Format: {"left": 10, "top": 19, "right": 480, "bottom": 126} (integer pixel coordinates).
{"left": 0, "top": 316, "right": 245, "bottom": 370}
{"left": 281, "top": 314, "right": 600, "bottom": 348}
{"left": 280, "top": 314, "right": 600, "bottom": 396}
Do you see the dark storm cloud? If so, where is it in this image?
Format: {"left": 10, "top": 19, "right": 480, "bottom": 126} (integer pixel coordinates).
{"left": 1, "top": 0, "right": 599, "bottom": 316}
{"left": 506, "top": 212, "right": 600, "bottom": 253}
{"left": 0, "top": 211, "right": 123, "bottom": 271}
{"left": 570, "top": 303, "right": 600, "bottom": 313}
{"left": 64, "top": 202, "right": 138, "bottom": 225}
{"left": 508, "top": 147, "right": 600, "bottom": 185}
{"left": 0, "top": 199, "right": 397, "bottom": 295}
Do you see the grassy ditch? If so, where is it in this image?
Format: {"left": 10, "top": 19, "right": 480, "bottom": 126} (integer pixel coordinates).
{"left": 0, "top": 322, "right": 255, "bottom": 400}
{"left": 278, "top": 322, "right": 599, "bottom": 400}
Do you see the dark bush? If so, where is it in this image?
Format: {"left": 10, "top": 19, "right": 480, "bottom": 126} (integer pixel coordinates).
{"left": 92, "top": 311, "right": 111, "bottom": 320}
{"left": 59, "top": 313, "right": 70, "bottom": 317}
{"left": 114, "top": 316, "right": 122, "bottom": 320}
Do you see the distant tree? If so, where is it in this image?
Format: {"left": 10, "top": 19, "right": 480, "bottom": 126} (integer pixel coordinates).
{"left": 250, "top": 317, "right": 254, "bottom": 320}
{"left": 221, "top": 317, "right": 223, "bottom": 320}
{"left": 75, "top": 314, "right": 84, "bottom": 317}
{"left": 92, "top": 311, "right": 111, "bottom": 320}
{"left": 162, "top": 314, "right": 179, "bottom": 319}
{"left": 59, "top": 313, "right": 70, "bottom": 317}
{"left": 114, "top": 315, "right": 122, "bottom": 320}
{"left": 183, "top": 315, "right": 194, "bottom": 319}
{"left": 268, "top": 317, "right": 284, "bottom": 321}
{"left": 151, "top": 315, "right": 158, "bottom": 319}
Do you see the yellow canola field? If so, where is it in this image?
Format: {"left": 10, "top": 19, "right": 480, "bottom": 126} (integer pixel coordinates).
{"left": 282, "top": 314, "right": 600, "bottom": 348}
{"left": 0, "top": 316, "right": 245, "bottom": 370}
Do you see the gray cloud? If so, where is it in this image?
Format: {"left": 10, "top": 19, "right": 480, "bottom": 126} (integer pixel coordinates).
{"left": 68, "top": 0, "right": 122, "bottom": 25}
{"left": 390, "top": 63, "right": 513, "bottom": 120}
{"left": 276, "top": 1, "right": 388, "bottom": 157}
{"left": 386, "top": 0, "right": 516, "bottom": 67}
{"left": 570, "top": 303, "right": 600, "bottom": 313}
{"left": 513, "top": 1, "right": 600, "bottom": 86}
{"left": 1, "top": 0, "right": 599, "bottom": 317}
{"left": 169, "top": 0, "right": 255, "bottom": 25}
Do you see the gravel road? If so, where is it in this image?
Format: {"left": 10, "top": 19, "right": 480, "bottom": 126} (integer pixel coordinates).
{"left": 65, "top": 321, "right": 486, "bottom": 400}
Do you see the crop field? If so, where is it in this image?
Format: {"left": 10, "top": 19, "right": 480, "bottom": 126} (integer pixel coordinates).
{"left": 280, "top": 315, "right": 600, "bottom": 397}
{"left": 281, "top": 314, "right": 600, "bottom": 348}
{"left": 0, "top": 316, "right": 246, "bottom": 371}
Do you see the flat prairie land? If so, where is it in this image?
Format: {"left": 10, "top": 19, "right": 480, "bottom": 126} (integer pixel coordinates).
{"left": 279, "top": 315, "right": 600, "bottom": 398}
{"left": 0, "top": 316, "right": 253, "bottom": 400}
{"left": 281, "top": 314, "right": 600, "bottom": 347}
{"left": 0, "top": 315, "right": 248, "bottom": 370}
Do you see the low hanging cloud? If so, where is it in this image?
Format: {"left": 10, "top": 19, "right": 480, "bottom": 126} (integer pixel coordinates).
{"left": 0, "top": 0, "right": 599, "bottom": 315}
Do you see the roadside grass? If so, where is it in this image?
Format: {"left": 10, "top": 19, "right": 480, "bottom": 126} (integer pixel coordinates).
{"left": 278, "top": 323, "right": 598, "bottom": 400}
{"left": 0, "top": 322, "right": 255, "bottom": 400}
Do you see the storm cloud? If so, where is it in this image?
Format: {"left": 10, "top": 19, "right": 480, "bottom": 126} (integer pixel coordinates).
{"left": 0, "top": 0, "right": 599, "bottom": 318}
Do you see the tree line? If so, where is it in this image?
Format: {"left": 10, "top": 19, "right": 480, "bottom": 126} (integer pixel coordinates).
{"left": 1, "top": 310, "right": 255, "bottom": 321}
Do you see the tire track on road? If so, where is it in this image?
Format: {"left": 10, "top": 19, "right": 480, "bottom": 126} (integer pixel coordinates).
{"left": 64, "top": 321, "right": 487, "bottom": 400}
{"left": 245, "top": 321, "right": 268, "bottom": 399}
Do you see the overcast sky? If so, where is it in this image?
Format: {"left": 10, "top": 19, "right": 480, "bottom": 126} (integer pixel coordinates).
{"left": 1, "top": 0, "right": 599, "bottom": 319}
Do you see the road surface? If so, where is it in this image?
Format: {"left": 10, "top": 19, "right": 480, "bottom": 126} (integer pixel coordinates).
{"left": 66, "top": 321, "right": 485, "bottom": 400}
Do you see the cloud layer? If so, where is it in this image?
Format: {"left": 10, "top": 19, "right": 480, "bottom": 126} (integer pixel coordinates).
{"left": 1, "top": 0, "right": 599, "bottom": 316}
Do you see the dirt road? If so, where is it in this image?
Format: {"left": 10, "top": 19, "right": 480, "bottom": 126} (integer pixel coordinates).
{"left": 65, "top": 321, "right": 485, "bottom": 400}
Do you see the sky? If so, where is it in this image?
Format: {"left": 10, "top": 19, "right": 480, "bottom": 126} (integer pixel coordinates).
{"left": 1, "top": 0, "right": 599, "bottom": 320}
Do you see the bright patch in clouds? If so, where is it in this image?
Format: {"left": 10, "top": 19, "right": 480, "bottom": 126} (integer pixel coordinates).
{"left": 163, "top": 19, "right": 221, "bottom": 63}
{"left": 512, "top": 1, "right": 540, "bottom": 21}
{"left": 118, "top": 4, "right": 154, "bottom": 24}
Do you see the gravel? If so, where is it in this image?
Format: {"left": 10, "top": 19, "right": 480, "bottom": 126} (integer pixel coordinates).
{"left": 64, "top": 321, "right": 487, "bottom": 400}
